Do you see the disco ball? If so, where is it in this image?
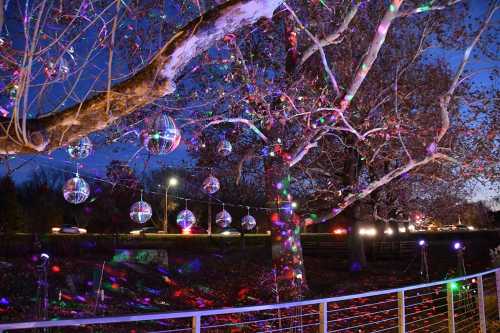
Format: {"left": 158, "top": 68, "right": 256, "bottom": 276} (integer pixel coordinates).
{"left": 215, "top": 209, "right": 232, "bottom": 228}
{"left": 63, "top": 176, "right": 90, "bottom": 204}
{"left": 177, "top": 209, "right": 196, "bottom": 229}
{"left": 141, "top": 113, "right": 181, "bottom": 155}
{"left": 241, "top": 214, "right": 256, "bottom": 231}
{"left": 68, "top": 136, "right": 93, "bottom": 159}
{"left": 129, "top": 201, "right": 152, "bottom": 224}
{"left": 217, "top": 140, "right": 232, "bottom": 157}
{"left": 202, "top": 175, "right": 220, "bottom": 194}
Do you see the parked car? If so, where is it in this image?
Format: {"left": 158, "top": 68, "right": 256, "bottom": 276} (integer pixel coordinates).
{"left": 438, "top": 225, "right": 454, "bottom": 231}
{"left": 181, "top": 224, "right": 207, "bottom": 234}
{"left": 51, "top": 224, "right": 87, "bottom": 234}
{"left": 129, "top": 227, "right": 159, "bottom": 235}
{"left": 220, "top": 228, "right": 241, "bottom": 236}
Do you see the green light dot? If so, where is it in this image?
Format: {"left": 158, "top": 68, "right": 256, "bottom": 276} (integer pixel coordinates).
{"left": 417, "top": 5, "right": 430, "bottom": 13}
{"left": 389, "top": 4, "right": 396, "bottom": 12}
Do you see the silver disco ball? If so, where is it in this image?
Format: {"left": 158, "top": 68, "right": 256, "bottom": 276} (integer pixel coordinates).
{"left": 202, "top": 175, "right": 220, "bottom": 194}
{"left": 217, "top": 140, "right": 232, "bottom": 157}
{"left": 176, "top": 209, "right": 196, "bottom": 230}
{"left": 215, "top": 209, "right": 232, "bottom": 228}
{"left": 141, "top": 113, "right": 181, "bottom": 155}
{"left": 63, "top": 176, "right": 90, "bottom": 204}
{"left": 241, "top": 214, "right": 256, "bottom": 231}
{"left": 129, "top": 201, "right": 152, "bottom": 224}
{"left": 67, "top": 136, "right": 93, "bottom": 159}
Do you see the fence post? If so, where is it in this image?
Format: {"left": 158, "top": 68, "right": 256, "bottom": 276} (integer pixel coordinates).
{"left": 319, "top": 301, "right": 328, "bottom": 333}
{"left": 477, "top": 276, "right": 487, "bottom": 333}
{"left": 398, "top": 291, "right": 406, "bottom": 333}
{"left": 447, "top": 283, "right": 455, "bottom": 333}
{"left": 497, "top": 269, "right": 500, "bottom": 320}
{"left": 192, "top": 314, "right": 201, "bottom": 333}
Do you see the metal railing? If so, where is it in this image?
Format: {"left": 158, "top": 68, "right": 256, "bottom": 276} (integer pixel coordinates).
{"left": 0, "top": 268, "right": 499, "bottom": 332}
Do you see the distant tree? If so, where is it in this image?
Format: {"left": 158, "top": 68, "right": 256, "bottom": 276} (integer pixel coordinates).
{"left": 0, "top": 176, "right": 23, "bottom": 233}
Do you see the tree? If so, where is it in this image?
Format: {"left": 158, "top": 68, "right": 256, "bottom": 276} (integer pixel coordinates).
{"left": 0, "top": 176, "right": 23, "bottom": 233}
{"left": 0, "top": 0, "right": 498, "bottom": 299}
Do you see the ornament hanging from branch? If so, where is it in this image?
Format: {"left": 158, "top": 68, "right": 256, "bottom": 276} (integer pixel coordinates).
{"left": 241, "top": 207, "right": 256, "bottom": 231}
{"left": 141, "top": 113, "right": 181, "bottom": 155}
{"left": 67, "top": 136, "right": 93, "bottom": 160}
{"left": 177, "top": 200, "right": 196, "bottom": 230}
{"left": 217, "top": 140, "right": 232, "bottom": 157}
{"left": 216, "top": 205, "right": 232, "bottom": 228}
{"left": 130, "top": 191, "right": 152, "bottom": 224}
{"left": 202, "top": 175, "right": 220, "bottom": 194}
{"left": 63, "top": 174, "right": 90, "bottom": 204}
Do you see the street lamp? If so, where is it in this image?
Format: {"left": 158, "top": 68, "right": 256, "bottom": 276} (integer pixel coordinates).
{"left": 163, "top": 177, "right": 178, "bottom": 233}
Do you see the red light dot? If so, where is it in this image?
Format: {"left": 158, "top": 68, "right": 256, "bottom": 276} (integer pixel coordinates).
{"left": 111, "top": 283, "right": 119, "bottom": 289}
{"left": 51, "top": 265, "right": 61, "bottom": 273}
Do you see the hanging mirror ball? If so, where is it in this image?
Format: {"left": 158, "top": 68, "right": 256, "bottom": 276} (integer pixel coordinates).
{"left": 241, "top": 214, "right": 256, "bottom": 231}
{"left": 176, "top": 209, "right": 196, "bottom": 229}
{"left": 217, "top": 140, "right": 232, "bottom": 157}
{"left": 215, "top": 209, "right": 232, "bottom": 228}
{"left": 129, "top": 201, "right": 152, "bottom": 224}
{"left": 141, "top": 113, "right": 181, "bottom": 155}
{"left": 202, "top": 175, "right": 220, "bottom": 194}
{"left": 67, "top": 136, "right": 93, "bottom": 159}
{"left": 63, "top": 176, "right": 90, "bottom": 204}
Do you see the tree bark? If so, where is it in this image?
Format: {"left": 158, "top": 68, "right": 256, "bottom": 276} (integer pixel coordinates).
{"left": 266, "top": 156, "right": 307, "bottom": 301}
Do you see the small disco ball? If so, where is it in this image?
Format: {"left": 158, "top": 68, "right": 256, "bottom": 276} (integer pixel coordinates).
{"left": 68, "top": 136, "right": 93, "bottom": 159}
{"left": 177, "top": 209, "right": 196, "bottom": 229}
{"left": 202, "top": 175, "right": 220, "bottom": 194}
{"left": 129, "top": 201, "right": 152, "bottom": 224}
{"left": 215, "top": 209, "right": 232, "bottom": 228}
{"left": 141, "top": 113, "right": 181, "bottom": 155}
{"left": 241, "top": 214, "right": 256, "bottom": 231}
{"left": 63, "top": 176, "right": 90, "bottom": 204}
{"left": 217, "top": 140, "right": 232, "bottom": 157}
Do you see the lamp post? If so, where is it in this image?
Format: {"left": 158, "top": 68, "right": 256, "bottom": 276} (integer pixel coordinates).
{"left": 163, "top": 177, "right": 178, "bottom": 233}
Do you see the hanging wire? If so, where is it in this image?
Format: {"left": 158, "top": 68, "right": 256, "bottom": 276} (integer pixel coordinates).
{"left": 11, "top": 155, "right": 314, "bottom": 214}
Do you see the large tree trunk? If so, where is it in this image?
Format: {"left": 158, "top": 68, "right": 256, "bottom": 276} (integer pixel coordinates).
{"left": 346, "top": 204, "right": 367, "bottom": 272}
{"left": 265, "top": 156, "right": 307, "bottom": 301}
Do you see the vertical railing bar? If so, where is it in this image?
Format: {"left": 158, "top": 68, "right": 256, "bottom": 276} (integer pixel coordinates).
{"left": 447, "top": 282, "right": 455, "bottom": 333}
{"left": 496, "top": 269, "right": 500, "bottom": 320}
{"left": 319, "top": 301, "right": 328, "bottom": 333}
{"left": 192, "top": 314, "right": 201, "bottom": 333}
{"left": 477, "top": 275, "right": 487, "bottom": 333}
{"left": 398, "top": 291, "right": 405, "bottom": 333}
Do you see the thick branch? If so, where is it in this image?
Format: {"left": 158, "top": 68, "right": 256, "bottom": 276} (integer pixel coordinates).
{"left": 0, "top": 0, "right": 283, "bottom": 155}
{"left": 316, "top": 153, "right": 451, "bottom": 223}
{"left": 203, "top": 117, "right": 268, "bottom": 142}
{"left": 299, "top": 3, "right": 360, "bottom": 66}
{"left": 437, "top": 4, "right": 498, "bottom": 143}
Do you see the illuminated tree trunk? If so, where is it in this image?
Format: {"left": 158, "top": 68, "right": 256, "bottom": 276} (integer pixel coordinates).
{"left": 265, "top": 156, "right": 307, "bottom": 301}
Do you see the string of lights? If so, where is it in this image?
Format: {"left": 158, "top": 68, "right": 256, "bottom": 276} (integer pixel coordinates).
{"left": 14, "top": 155, "right": 294, "bottom": 213}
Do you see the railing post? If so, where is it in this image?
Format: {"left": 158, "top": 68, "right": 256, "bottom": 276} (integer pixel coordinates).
{"left": 398, "top": 291, "right": 406, "bottom": 333}
{"left": 192, "top": 314, "right": 201, "bottom": 333}
{"left": 497, "top": 269, "right": 500, "bottom": 320}
{"left": 477, "top": 276, "right": 487, "bottom": 333}
{"left": 319, "top": 301, "right": 328, "bottom": 333}
{"left": 447, "top": 283, "right": 455, "bottom": 333}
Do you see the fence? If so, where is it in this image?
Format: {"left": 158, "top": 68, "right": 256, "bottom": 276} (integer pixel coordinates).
{"left": 0, "top": 268, "right": 498, "bottom": 332}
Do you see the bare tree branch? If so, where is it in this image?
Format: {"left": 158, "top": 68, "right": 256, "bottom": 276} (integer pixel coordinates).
{"left": 0, "top": 0, "right": 283, "bottom": 155}
{"left": 299, "top": 3, "right": 360, "bottom": 66}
